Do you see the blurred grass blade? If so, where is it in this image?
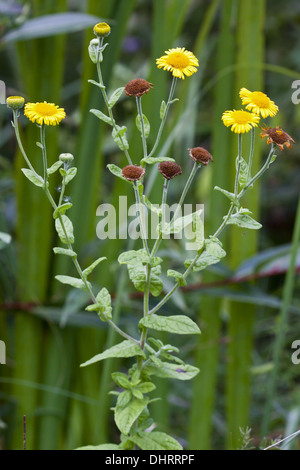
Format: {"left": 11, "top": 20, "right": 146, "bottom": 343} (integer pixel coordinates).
{"left": 1, "top": 12, "right": 103, "bottom": 43}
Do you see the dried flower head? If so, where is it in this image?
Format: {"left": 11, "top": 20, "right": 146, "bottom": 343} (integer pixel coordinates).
{"left": 158, "top": 161, "right": 182, "bottom": 180}
{"left": 6, "top": 96, "right": 25, "bottom": 110}
{"left": 188, "top": 147, "right": 214, "bottom": 165}
{"left": 260, "top": 125, "right": 295, "bottom": 151}
{"left": 93, "top": 22, "right": 111, "bottom": 38}
{"left": 124, "top": 79, "right": 154, "bottom": 98}
{"left": 122, "top": 165, "right": 145, "bottom": 181}
{"left": 239, "top": 88, "right": 278, "bottom": 118}
{"left": 156, "top": 47, "right": 199, "bottom": 80}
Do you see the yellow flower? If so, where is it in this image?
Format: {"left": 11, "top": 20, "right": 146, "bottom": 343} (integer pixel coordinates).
{"left": 6, "top": 96, "right": 25, "bottom": 110}
{"left": 156, "top": 47, "right": 199, "bottom": 80}
{"left": 239, "top": 88, "right": 278, "bottom": 118}
{"left": 93, "top": 22, "right": 111, "bottom": 38}
{"left": 24, "top": 101, "right": 66, "bottom": 126}
{"left": 222, "top": 109, "right": 260, "bottom": 134}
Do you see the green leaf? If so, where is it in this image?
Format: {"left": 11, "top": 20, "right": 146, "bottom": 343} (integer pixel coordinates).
{"left": 47, "top": 160, "right": 63, "bottom": 175}
{"left": 80, "top": 340, "right": 145, "bottom": 368}
{"left": 53, "top": 203, "right": 73, "bottom": 219}
{"left": 160, "top": 100, "right": 167, "bottom": 119}
{"left": 147, "top": 362, "right": 200, "bottom": 381}
{"left": 108, "top": 87, "right": 124, "bottom": 109}
{"left": 141, "top": 156, "right": 175, "bottom": 165}
{"left": 226, "top": 212, "right": 262, "bottom": 230}
{"left": 77, "top": 443, "right": 120, "bottom": 450}
{"left": 118, "top": 249, "right": 149, "bottom": 266}
{"left": 2, "top": 12, "right": 102, "bottom": 43}
{"left": 112, "top": 372, "right": 132, "bottom": 389}
{"left": 21, "top": 168, "right": 44, "bottom": 187}
{"left": 192, "top": 211, "right": 205, "bottom": 250}
{"left": 214, "top": 186, "right": 239, "bottom": 205}
{"left": 88, "top": 79, "right": 106, "bottom": 90}
{"left": 116, "top": 390, "right": 132, "bottom": 408}
{"left": 90, "top": 108, "right": 113, "bottom": 126}
{"left": 162, "top": 210, "right": 203, "bottom": 235}
{"left": 185, "top": 239, "right": 226, "bottom": 272}
{"left": 131, "top": 431, "right": 183, "bottom": 450}
{"left": 238, "top": 157, "right": 249, "bottom": 188}
{"left": 64, "top": 167, "right": 77, "bottom": 185}
{"left": 127, "top": 264, "right": 163, "bottom": 297}
{"left": 136, "top": 113, "right": 150, "bottom": 138}
{"left": 139, "top": 314, "right": 200, "bottom": 335}
{"left": 107, "top": 163, "right": 129, "bottom": 182}
{"left": 167, "top": 269, "right": 186, "bottom": 286}
{"left": 0, "top": 232, "right": 11, "bottom": 250}
{"left": 94, "top": 287, "right": 112, "bottom": 320}
{"left": 112, "top": 125, "right": 129, "bottom": 151}
{"left": 135, "top": 382, "right": 156, "bottom": 394}
{"left": 55, "top": 215, "right": 74, "bottom": 244}
{"left": 83, "top": 257, "right": 107, "bottom": 277}
{"left": 115, "top": 398, "right": 148, "bottom": 435}
{"left": 55, "top": 275, "right": 87, "bottom": 291}
{"left": 53, "top": 247, "right": 77, "bottom": 257}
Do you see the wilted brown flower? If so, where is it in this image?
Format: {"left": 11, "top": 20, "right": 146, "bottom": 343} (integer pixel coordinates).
{"left": 188, "top": 147, "right": 214, "bottom": 165}
{"left": 124, "top": 79, "right": 154, "bottom": 98}
{"left": 122, "top": 165, "right": 145, "bottom": 181}
{"left": 158, "top": 161, "right": 182, "bottom": 180}
{"left": 260, "top": 125, "right": 295, "bottom": 151}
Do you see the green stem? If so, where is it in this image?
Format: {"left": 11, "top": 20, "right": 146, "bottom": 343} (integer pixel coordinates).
{"left": 148, "top": 76, "right": 177, "bottom": 159}
{"left": 136, "top": 96, "right": 148, "bottom": 160}
{"left": 15, "top": 115, "right": 138, "bottom": 345}
{"left": 134, "top": 183, "right": 150, "bottom": 256}
{"left": 262, "top": 194, "right": 300, "bottom": 437}
{"left": 149, "top": 142, "right": 276, "bottom": 316}
{"left": 95, "top": 44, "right": 133, "bottom": 165}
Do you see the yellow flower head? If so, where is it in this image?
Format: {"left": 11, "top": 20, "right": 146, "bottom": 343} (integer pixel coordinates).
{"left": 156, "top": 47, "right": 199, "bottom": 80}
{"left": 222, "top": 109, "right": 260, "bottom": 134}
{"left": 93, "top": 22, "right": 111, "bottom": 38}
{"left": 239, "top": 88, "right": 278, "bottom": 118}
{"left": 6, "top": 96, "right": 25, "bottom": 110}
{"left": 24, "top": 101, "right": 66, "bottom": 126}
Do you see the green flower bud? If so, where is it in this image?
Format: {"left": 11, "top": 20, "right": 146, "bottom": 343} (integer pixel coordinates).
{"left": 59, "top": 153, "right": 74, "bottom": 163}
{"left": 6, "top": 96, "right": 25, "bottom": 110}
{"left": 88, "top": 38, "right": 100, "bottom": 64}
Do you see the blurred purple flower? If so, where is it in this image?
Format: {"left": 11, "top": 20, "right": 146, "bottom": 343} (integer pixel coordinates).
{"left": 122, "top": 36, "right": 141, "bottom": 54}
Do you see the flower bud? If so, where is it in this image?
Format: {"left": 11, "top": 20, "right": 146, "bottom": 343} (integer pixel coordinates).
{"left": 88, "top": 39, "right": 100, "bottom": 64}
{"left": 6, "top": 96, "right": 25, "bottom": 110}
{"left": 188, "top": 147, "right": 213, "bottom": 165}
{"left": 122, "top": 165, "right": 145, "bottom": 182}
{"left": 59, "top": 153, "right": 74, "bottom": 163}
{"left": 93, "top": 22, "right": 111, "bottom": 38}
{"left": 158, "top": 161, "right": 182, "bottom": 180}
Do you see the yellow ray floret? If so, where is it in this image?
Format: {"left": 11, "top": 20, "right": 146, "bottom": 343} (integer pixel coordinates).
{"left": 24, "top": 101, "right": 66, "bottom": 126}
{"left": 239, "top": 88, "right": 278, "bottom": 118}
{"left": 156, "top": 47, "right": 199, "bottom": 80}
{"left": 222, "top": 109, "right": 260, "bottom": 134}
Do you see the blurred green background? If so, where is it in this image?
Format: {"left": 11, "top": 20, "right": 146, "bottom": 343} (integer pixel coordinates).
{"left": 0, "top": 0, "right": 300, "bottom": 450}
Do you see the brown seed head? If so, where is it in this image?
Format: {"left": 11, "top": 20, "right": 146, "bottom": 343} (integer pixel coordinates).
{"left": 188, "top": 147, "right": 214, "bottom": 165}
{"left": 260, "top": 125, "right": 295, "bottom": 151}
{"left": 122, "top": 165, "right": 145, "bottom": 181}
{"left": 158, "top": 161, "right": 182, "bottom": 180}
{"left": 124, "top": 79, "right": 154, "bottom": 98}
